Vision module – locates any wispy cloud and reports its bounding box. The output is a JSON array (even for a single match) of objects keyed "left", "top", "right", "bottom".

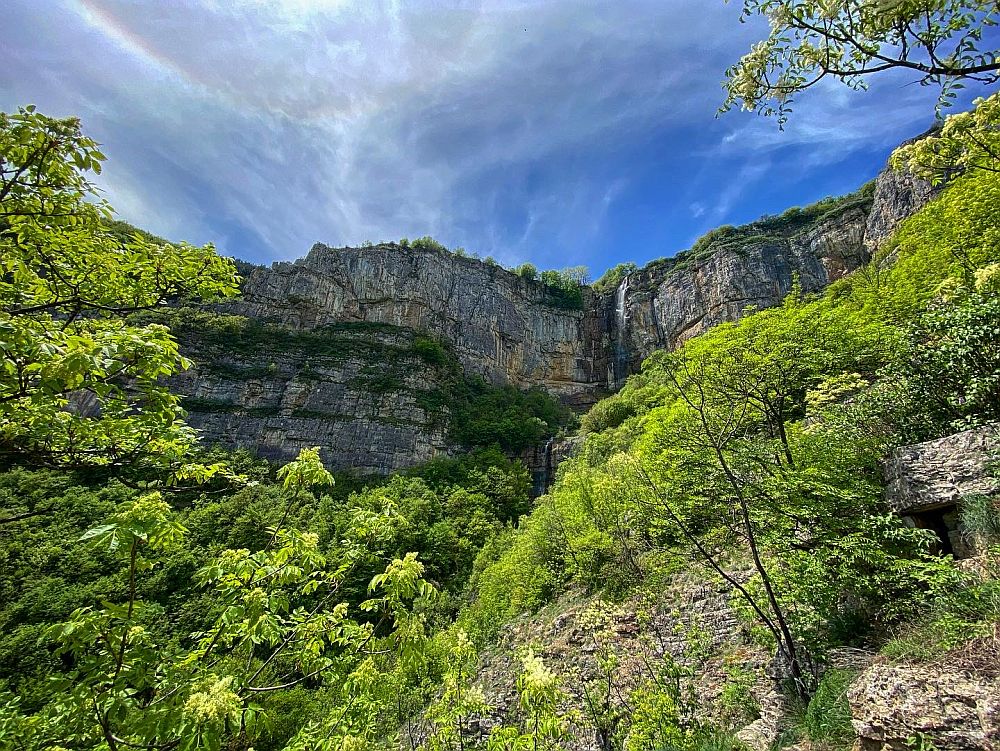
[{"left": 1, "top": 0, "right": 988, "bottom": 272}]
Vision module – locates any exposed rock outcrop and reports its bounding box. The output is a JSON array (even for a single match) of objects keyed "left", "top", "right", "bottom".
[
  {"left": 865, "top": 161, "right": 938, "bottom": 254},
  {"left": 229, "top": 246, "right": 613, "bottom": 404},
  {"left": 618, "top": 204, "right": 871, "bottom": 371},
  {"left": 849, "top": 662, "right": 1000, "bottom": 750},
  {"left": 172, "top": 323, "right": 452, "bottom": 473},
  {"left": 447, "top": 576, "right": 772, "bottom": 751},
  {"left": 884, "top": 425, "right": 998, "bottom": 557},
  {"left": 174, "top": 158, "right": 934, "bottom": 473},
  {"left": 885, "top": 426, "right": 999, "bottom": 515}
]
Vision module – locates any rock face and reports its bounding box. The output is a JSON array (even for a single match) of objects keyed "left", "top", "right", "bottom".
[
  {"left": 229, "top": 247, "right": 614, "bottom": 404},
  {"left": 171, "top": 322, "right": 453, "bottom": 474},
  {"left": 617, "top": 204, "right": 871, "bottom": 374},
  {"left": 443, "top": 575, "right": 775, "bottom": 751},
  {"left": 885, "top": 426, "right": 999, "bottom": 515},
  {"left": 175, "top": 162, "right": 933, "bottom": 473},
  {"left": 884, "top": 426, "right": 999, "bottom": 557},
  {"left": 849, "top": 662, "right": 1000, "bottom": 750},
  {"left": 864, "top": 157, "right": 938, "bottom": 254}
]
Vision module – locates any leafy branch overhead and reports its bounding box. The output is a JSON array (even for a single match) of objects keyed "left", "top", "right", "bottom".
[
  {"left": 723, "top": 1, "right": 1000, "bottom": 124},
  {"left": 892, "top": 90, "right": 1000, "bottom": 182},
  {"left": 0, "top": 107, "right": 240, "bottom": 477}
]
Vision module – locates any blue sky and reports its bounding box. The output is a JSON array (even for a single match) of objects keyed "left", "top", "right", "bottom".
[{"left": 1, "top": 1, "right": 991, "bottom": 276}]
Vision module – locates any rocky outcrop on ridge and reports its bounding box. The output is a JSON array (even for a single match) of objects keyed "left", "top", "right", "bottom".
[
  {"left": 885, "top": 426, "right": 999, "bottom": 516},
  {"left": 174, "top": 163, "right": 932, "bottom": 473},
  {"left": 849, "top": 662, "right": 1000, "bottom": 750}
]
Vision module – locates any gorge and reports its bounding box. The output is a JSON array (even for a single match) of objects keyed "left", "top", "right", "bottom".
[{"left": 171, "top": 161, "right": 932, "bottom": 475}]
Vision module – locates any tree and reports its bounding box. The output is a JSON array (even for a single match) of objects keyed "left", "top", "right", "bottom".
[
  {"left": 626, "top": 296, "right": 892, "bottom": 700},
  {"left": 723, "top": 1, "right": 1000, "bottom": 124},
  {"left": 0, "top": 107, "right": 240, "bottom": 478},
  {"left": 894, "top": 267, "right": 1000, "bottom": 434},
  {"left": 514, "top": 262, "right": 538, "bottom": 281},
  {"left": 892, "top": 90, "right": 1000, "bottom": 182},
  {"left": 0, "top": 448, "right": 438, "bottom": 751}
]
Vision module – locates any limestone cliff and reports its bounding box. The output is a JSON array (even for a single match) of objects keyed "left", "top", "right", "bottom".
[
  {"left": 229, "top": 245, "right": 612, "bottom": 403},
  {"left": 173, "top": 164, "right": 932, "bottom": 473}
]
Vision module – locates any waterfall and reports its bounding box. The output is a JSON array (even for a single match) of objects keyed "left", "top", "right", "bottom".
[
  {"left": 612, "top": 274, "right": 631, "bottom": 386},
  {"left": 533, "top": 437, "right": 556, "bottom": 496}
]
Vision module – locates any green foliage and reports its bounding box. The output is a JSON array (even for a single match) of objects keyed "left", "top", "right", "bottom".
[
  {"left": 514, "top": 262, "right": 538, "bottom": 281},
  {"left": 538, "top": 267, "right": 588, "bottom": 309},
  {"left": 485, "top": 650, "right": 570, "bottom": 751},
  {"left": 623, "top": 655, "right": 741, "bottom": 751},
  {"left": 880, "top": 571, "right": 1000, "bottom": 662},
  {"left": 420, "top": 631, "right": 490, "bottom": 751},
  {"left": 161, "top": 308, "right": 406, "bottom": 360},
  {"left": 960, "top": 493, "right": 1000, "bottom": 544},
  {"left": 335, "top": 475, "right": 501, "bottom": 593},
  {"left": 580, "top": 391, "right": 639, "bottom": 433},
  {"left": 412, "top": 335, "right": 450, "bottom": 367},
  {"left": 592, "top": 262, "right": 638, "bottom": 294},
  {"left": 718, "top": 656, "right": 760, "bottom": 729},
  {"left": 460, "top": 519, "right": 562, "bottom": 644},
  {"left": 896, "top": 285, "right": 1000, "bottom": 435},
  {"left": 411, "top": 236, "right": 448, "bottom": 253},
  {"left": 0, "top": 450, "right": 440, "bottom": 751},
  {"left": 407, "top": 447, "right": 533, "bottom": 521},
  {"left": 723, "top": 1, "right": 1000, "bottom": 125},
  {"left": 872, "top": 168, "right": 1000, "bottom": 322},
  {"left": 463, "top": 165, "right": 1000, "bottom": 685},
  {"left": 450, "top": 377, "right": 574, "bottom": 453},
  {"left": 0, "top": 106, "right": 240, "bottom": 478},
  {"left": 893, "top": 91, "right": 1000, "bottom": 183},
  {"left": 798, "top": 668, "right": 858, "bottom": 747}
]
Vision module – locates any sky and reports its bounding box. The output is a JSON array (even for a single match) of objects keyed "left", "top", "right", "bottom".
[{"left": 1, "top": 1, "right": 992, "bottom": 275}]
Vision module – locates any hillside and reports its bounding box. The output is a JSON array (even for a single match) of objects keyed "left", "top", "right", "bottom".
[
  {"left": 2, "top": 93, "right": 1000, "bottom": 751},
  {"left": 165, "top": 167, "right": 928, "bottom": 477}
]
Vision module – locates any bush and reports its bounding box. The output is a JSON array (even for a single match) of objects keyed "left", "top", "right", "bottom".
[
  {"left": 881, "top": 576, "right": 1000, "bottom": 662},
  {"left": 580, "top": 393, "right": 638, "bottom": 433},
  {"left": 592, "top": 262, "right": 638, "bottom": 294},
  {"left": 539, "top": 268, "right": 587, "bottom": 309},
  {"left": 515, "top": 263, "right": 538, "bottom": 281},
  {"left": 800, "top": 668, "right": 857, "bottom": 745},
  {"left": 961, "top": 494, "right": 1000, "bottom": 545},
  {"left": 450, "top": 378, "right": 574, "bottom": 453},
  {"left": 412, "top": 335, "right": 450, "bottom": 368},
  {"left": 411, "top": 236, "right": 448, "bottom": 252}
]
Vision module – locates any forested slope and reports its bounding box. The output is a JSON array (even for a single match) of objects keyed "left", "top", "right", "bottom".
[{"left": 2, "top": 92, "right": 1000, "bottom": 751}]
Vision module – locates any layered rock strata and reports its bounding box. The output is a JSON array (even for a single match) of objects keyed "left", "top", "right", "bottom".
[
  {"left": 175, "top": 165, "right": 932, "bottom": 472},
  {"left": 850, "top": 662, "right": 1000, "bottom": 751}
]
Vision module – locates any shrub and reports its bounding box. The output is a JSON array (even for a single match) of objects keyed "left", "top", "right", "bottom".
[
  {"left": 800, "top": 668, "right": 857, "bottom": 745},
  {"left": 412, "top": 236, "right": 448, "bottom": 252},
  {"left": 515, "top": 263, "right": 538, "bottom": 281},
  {"left": 592, "top": 262, "right": 638, "bottom": 294},
  {"left": 580, "top": 394, "right": 638, "bottom": 433}
]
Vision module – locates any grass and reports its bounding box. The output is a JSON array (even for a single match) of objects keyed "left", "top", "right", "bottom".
[
  {"left": 880, "top": 572, "right": 1000, "bottom": 667},
  {"left": 799, "top": 668, "right": 858, "bottom": 747}
]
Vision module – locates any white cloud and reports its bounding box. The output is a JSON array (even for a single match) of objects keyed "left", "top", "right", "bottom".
[{"left": 2, "top": 0, "right": 982, "bottom": 269}]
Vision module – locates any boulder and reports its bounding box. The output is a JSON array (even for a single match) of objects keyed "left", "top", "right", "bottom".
[
  {"left": 885, "top": 426, "right": 999, "bottom": 515},
  {"left": 849, "top": 662, "right": 1000, "bottom": 750}
]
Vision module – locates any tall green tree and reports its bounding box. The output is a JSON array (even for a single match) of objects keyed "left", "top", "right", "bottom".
[
  {"left": 628, "top": 296, "right": 892, "bottom": 699},
  {"left": 0, "top": 448, "right": 438, "bottom": 751},
  {"left": 0, "top": 107, "right": 240, "bottom": 480}
]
